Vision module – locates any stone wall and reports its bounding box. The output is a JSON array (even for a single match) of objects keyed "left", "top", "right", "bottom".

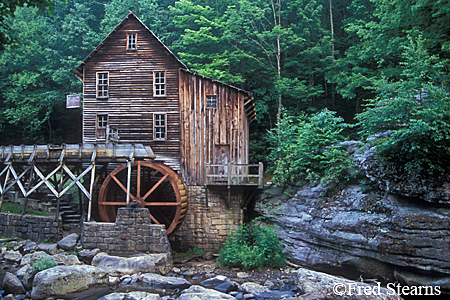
[
  {"left": 169, "top": 186, "right": 244, "bottom": 252},
  {"left": 82, "top": 207, "right": 171, "bottom": 255},
  {"left": 0, "top": 213, "right": 62, "bottom": 242}
]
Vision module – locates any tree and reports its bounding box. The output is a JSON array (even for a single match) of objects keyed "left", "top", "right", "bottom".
[
  {"left": 0, "top": 0, "right": 63, "bottom": 50},
  {"left": 356, "top": 36, "right": 450, "bottom": 175}
]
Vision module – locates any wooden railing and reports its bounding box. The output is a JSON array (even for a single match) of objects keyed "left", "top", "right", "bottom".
[{"left": 204, "top": 162, "right": 264, "bottom": 189}]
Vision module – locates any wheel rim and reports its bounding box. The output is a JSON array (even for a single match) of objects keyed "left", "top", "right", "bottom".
[{"left": 98, "top": 161, "right": 188, "bottom": 235}]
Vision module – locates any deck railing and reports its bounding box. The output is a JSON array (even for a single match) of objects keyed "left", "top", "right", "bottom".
[{"left": 204, "top": 162, "right": 264, "bottom": 189}]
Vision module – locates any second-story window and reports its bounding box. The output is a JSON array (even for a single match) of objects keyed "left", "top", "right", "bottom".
[
  {"left": 154, "top": 113, "right": 166, "bottom": 140},
  {"left": 206, "top": 95, "right": 217, "bottom": 109},
  {"left": 127, "top": 33, "right": 137, "bottom": 50},
  {"left": 154, "top": 71, "right": 166, "bottom": 96},
  {"left": 97, "top": 72, "right": 109, "bottom": 98}
]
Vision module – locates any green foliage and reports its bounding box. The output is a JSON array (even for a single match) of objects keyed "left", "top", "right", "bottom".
[
  {"left": 217, "top": 223, "right": 285, "bottom": 270},
  {"left": 1, "top": 202, "right": 52, "bottom": 216},
  {"left": 357, "top": 36, "right": 450, "bottom": 175},
  {"left": 268, "top": 109, "right": 353, "bottom": 187},
  {"left": 32, "top": 256, "right": 58, "bottom": 272}
]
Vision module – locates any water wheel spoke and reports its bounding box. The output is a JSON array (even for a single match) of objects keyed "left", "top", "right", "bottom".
[
  {"left": 148, "top": 212, "right": 161, "bottom": 224},
  {"left": 142, "top": 173, "right": 169, "bottom": 201},
  {"left": 111, "top": 174, "right": 136, "bottom": 200},
  {"left": 144, "top": 202, "right": 179, "bottom": 206},
  {"left": 152, "top": 207, "right": 171, "bottom": 225}
]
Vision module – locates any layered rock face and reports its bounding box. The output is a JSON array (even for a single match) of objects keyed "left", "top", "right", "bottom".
[
  {"left": 256, "top": 185, "right": 450, "bottom": 289},
  {"left": 256, "top": 138, "right": 450, "bottom": 294}
]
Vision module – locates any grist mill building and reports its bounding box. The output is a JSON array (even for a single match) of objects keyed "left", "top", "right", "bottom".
[{"left": 69, "top": 12, "right": 262, "bottom": 251}]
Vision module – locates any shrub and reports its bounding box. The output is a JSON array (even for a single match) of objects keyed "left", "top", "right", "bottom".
[
  {"left": 217, "top": 223, "right": 285, "bottom": 269},
  {"left": 268, "top": 108, "right": 353, "bottom": 187},
  {"left": 32, "top": 256, "right": 58, "bottom": 273}
]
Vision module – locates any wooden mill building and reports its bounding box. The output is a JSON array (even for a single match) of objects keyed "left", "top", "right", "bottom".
[{"left": 70, "top": 12, "right": 261, "bottom": 251}]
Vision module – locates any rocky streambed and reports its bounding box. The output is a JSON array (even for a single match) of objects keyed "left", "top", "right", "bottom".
[{"left": 0, "top": 233, "right": 402, "bottom": 300}]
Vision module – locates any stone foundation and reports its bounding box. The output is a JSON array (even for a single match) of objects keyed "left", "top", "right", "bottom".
[
  {"left": 0, "top": 213, "right": 62, "bottom": 242},
  {"left": 82, "top": 207, "right": 171, "bottom": 255},
  {"left": 169, "top": 186, "right": 244, "bottom": 252}
]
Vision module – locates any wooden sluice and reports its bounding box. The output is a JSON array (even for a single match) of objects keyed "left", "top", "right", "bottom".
[{"left": 0, "top": 143, "right": 155, "bottom": 221}]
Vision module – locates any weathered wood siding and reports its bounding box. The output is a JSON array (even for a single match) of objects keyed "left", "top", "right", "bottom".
[
  {"left": 81, "top": 15, "right": 182, "bottom": 170},
  {"left": 179, "top": 70, "right": 250, "bottom": 185}
]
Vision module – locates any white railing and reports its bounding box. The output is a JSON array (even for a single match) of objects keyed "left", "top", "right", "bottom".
[{"left": 204, "top": 162, "right": 263, "bottom": 189}]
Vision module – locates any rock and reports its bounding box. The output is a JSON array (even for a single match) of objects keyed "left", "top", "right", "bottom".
[
  {"left": 36, "top": 243, "right": 58, "bottom": 255},
  {"left": 23, "top": 240, "right": 37, "bottom": 253},
  {"left": 214, "top": 281, "right": 239, "bottom": 293},
  {"left": 109, "top": 276, "right": 121, "bottom": 285},
  {"left": 99, "top": 291, "right": 160, "bottom": 300},
  {"left": 241, "top": 282, "right": 294, "bottom": 300},
  {"left": 0, "top": 246, "right": 6, "bottom": 259},
  {"left": 51, "top": 253, "right": 81, "bottom": 266},
  {"left": 256, "top": 183, "right": 450, "bottom": 287},
  {"left": 2, "top": 272, "right": 25, "bottom": 295},
  {"left": 4, "top": 251, "right": 22, "bottom": 262},
  {"left": 15, "top": 264, "right": 36, "bottom": 290},
  {"left": 264, "top": 280, "right": 275, "bottom": 290},
  {"left": 141, "top": 273, "right": 191, "bottom": 289},
  {"left": 9, "top": 241, "right": 26, "bottom": 251},
  {"left": 78, "top": 248, "right": 100, "bottom": 264},
  {"left": 57, "top": 233, "right": 79, "bottom": 251},
  {"left": 2, "top": 294, "right": 15, "bottom": 300},
  {"left": 20, "top": 251, "right": 49, "bottom": 267},
  {"left": 92, "top": 253, "right": 172, "bottom": 275},
  {"left": 200, "top": 275, "right": 229, "bottom": 288},
  {"left": 178, "top": 285, "right": 235, "bottom": 300},
  {"left": 394, "top": 269, "right": 450, "bottom": 290},
  {"left": 30, "top": 265, "right": 108, "bottom": 300},
  {"left": 296, "top": 268, "right": 401, "bottom": 300},
  {"left": 236, "top": 272, "right": 249, "bottom": 279}
]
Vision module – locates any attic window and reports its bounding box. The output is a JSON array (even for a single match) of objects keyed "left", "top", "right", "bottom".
[
  {"left": 154, "top": 71, "right": 166, "bottom": 96},
  {"left": 127, "top": 33, "right": 137, "bottom": 50},
  {"left": 96, "top": 72, "right": 109, "bottom": 98},
  {"left": 206, "top": 95, "right": 217, "bottom": 109}
]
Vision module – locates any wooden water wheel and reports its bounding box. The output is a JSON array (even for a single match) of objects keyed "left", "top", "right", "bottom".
[{"left": 98, "top": 161, "right": 188, "bottom": 235}]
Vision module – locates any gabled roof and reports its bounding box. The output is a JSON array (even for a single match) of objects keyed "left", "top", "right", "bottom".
[{"left": 72, "top": 11, "right": 188, "bottom": 75}]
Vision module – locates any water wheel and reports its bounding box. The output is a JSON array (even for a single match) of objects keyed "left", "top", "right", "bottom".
[{"left": 98, "top": 161, "right": 188, "bottom": 235}]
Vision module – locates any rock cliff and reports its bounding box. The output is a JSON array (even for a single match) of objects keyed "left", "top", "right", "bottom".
[{"left": 255, "top": 141, "right": 450, "bottom": 291}]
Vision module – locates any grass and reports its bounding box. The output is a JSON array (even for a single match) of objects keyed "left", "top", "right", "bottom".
[{"left": 1, "top": 202, "right": 53, "bottom": 216}]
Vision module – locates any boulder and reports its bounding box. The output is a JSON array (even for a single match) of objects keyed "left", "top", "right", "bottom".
[
  {"left": 78, "top": 248, "right": 100, "bottom": 264},
  {"left": 178, "top": 285, "right": 235, "bottom": 300},
  {"left": 23, "top": 240, "right": 37, "bottom": 253},
  {"left": 57, "top": 233, "right": 79, "bottom": 250},
  {"left": 92, "top": 253, "right": 172, "bottom": 275},
  {"left": 240, "top": 282, "right": 294, "bottom": 300},
  {"left": 15, "top": 264, "right": 36, "bottom": 290},
  {"left": 51, "top": 253, "right": 81, "bottom": 266},
  {"left": 200, "top": 275, "right": 229, "bottom": 288},
  {"left": 20, "top": 251, "right": 49, "bottom": 267},
  {"left": 296, "top": 268, "right": 401, "bottom": 300},
  {"left": 99, "top": 291, "right": 160, "bottom": 300},
  {"left": 30, "top": 265, "right": 108, "bottom": 300},
  {"left": 256, "top": 184, "right": 450, "bottom": 288},
  {"left": 4, "top": 250, "right": 22, "bottom": 262},
  {"left": 37, "top": 243, "right": 58, "bottom": 255},
  {"left": 2, "top": 272, "right": 25, "bottom": 295},
  {"left": 141, "top": 273, "right": 191, "bottom": 290},
  {"left": 215, "top": 281, "right": 239, "bottom": 293}
]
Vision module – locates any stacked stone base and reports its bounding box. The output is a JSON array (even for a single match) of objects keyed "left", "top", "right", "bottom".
[
  {"left": 82, "top": 208, "right": 171, "bottom": 255},
  {"left": 0, "top": 213, "right": 62, "bottom": 242},
  {"left": 169, "top": 186, "right": 245, "bottom": 253}
]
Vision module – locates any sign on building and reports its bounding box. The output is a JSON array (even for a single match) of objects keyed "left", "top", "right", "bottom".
[{"left": 66, "top": 94, "right": 81, "bottom": 108}]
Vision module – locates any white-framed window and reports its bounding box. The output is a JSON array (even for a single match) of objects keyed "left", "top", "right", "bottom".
[
  {"left": 127, "top": 33, "right": 137, "bottom": 50},
  {"left": 96, "top": 72, "right": 109, "bottom": 98},
  {"left": 96, "top": 114, "right": 108, "bottom": 140},
  {"left": 154, "top": 71, "right": 166, "bottom": 96},
  {"left": 154, "top": 113, "right": 166, "bottom": 140},
  {"left": 206, "top": 95, "right": 217, "bottom": 109}
]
